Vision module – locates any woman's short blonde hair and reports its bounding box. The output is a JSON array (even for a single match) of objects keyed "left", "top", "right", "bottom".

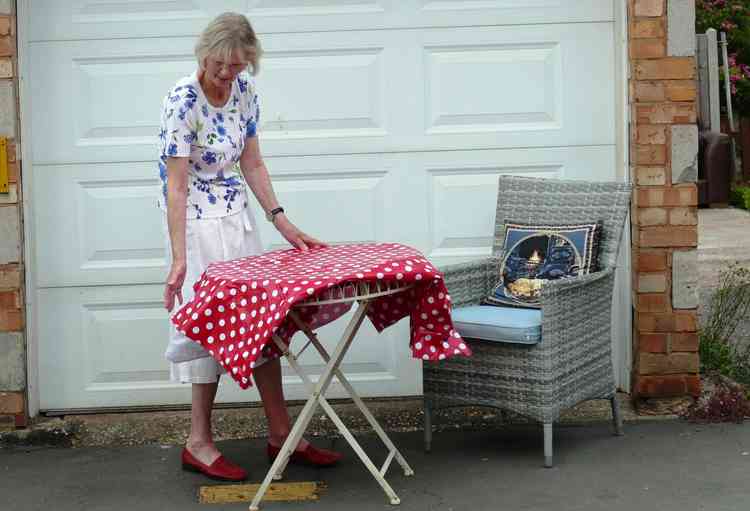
[{"left": 195, "top": 12, "right": 262, "bottom": 74}]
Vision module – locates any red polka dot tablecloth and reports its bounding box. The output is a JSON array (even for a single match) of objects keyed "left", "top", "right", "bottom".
[{"left": 172, "top": 243, "right": 471, "bottom": 389}]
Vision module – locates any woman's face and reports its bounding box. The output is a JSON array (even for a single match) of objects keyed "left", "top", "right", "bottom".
[{"left": 202, "top": 49, "right": 248, "bottom": 91}]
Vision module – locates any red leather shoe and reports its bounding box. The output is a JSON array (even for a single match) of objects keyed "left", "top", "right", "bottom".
[
  {"left": 181, "top": 448, "right": 248, "bottom": 481},
  {"left": 267, "top": 443, "right": 342, "bottom": 467}
]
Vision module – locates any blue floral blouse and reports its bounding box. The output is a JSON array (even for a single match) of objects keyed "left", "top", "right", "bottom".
[{"left": 157, "top": 71, "right": 260, "bottom": 219}]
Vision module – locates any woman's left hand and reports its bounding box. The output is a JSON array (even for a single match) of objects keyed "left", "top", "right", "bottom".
[{"left": 274, "top": 215, "right": 326, "bottom": 251}]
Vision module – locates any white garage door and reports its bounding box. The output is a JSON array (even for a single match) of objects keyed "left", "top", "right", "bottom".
[{"left": 24, "top": 1, "right": 621, "bottom": 411}]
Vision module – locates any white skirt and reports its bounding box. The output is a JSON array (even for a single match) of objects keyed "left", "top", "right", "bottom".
[{"left": 163, "top": 207, "right": 266, "bottom": 384}]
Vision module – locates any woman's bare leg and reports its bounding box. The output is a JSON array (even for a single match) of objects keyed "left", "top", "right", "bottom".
[{"left": 186, "top": 381, "right": 222, "bottom": 464}]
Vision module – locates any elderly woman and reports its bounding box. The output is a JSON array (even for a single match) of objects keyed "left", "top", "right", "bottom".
[{"left": 159, "top": 12, "right": 341, "bottom": 481}]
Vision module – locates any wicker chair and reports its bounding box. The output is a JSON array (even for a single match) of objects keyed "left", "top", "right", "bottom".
[{"left": 423, "top": 175, "right": 632, "bottom": 467}]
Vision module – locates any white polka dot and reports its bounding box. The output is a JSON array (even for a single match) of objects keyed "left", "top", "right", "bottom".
[
  {"left": 240, "top": 327, "right": 246, "bottom": 335},
  {"left": 422, "top": 354, "right": 429, "bottom": 360},
  {"left": 230, "top": 289, "right": 237, "bottom": 296},
  {"left": 228, "top": 344, "right": 235, "bottom": 352},
  {"left": 241, "top": 285, "right": 247, "bottom": 292},
  {"left": 230, "top": 316, "right": 237, "bottom": 324},
  {"left": 217, "top": 292, "right": 224, "bottom": 299},
  {"left": 230, "top": 330, "right": 236, "bottom": 338},
  {"left": 416, "top": 274, "right": 423, "bottom": 280},
  {"left": 192, "top": 326, "right": 200, "bottom": 334},
  {"left": 415, "top": 342, "right": 423, "bottom": 350},
  {"left": 430, "top": 346, "right": 436, "bottom": 353},
  {"left": 219, "top": 333, "right": 226, "bottom": 341},
  {"left": 204, "top": 309, "right": 212, "bottom": 317},
  {"left": 425, "top": 335, "right": 432, "bottom": 341},
  {"left": 420, "top": 313, "right": 428, "bottom": 320},
  {"left": 206, "top": 322, "right": 214, "bottom": 330},
  {"left": 307, "top": 288, "right": 314, "bottom": 295},
  {"left": 396, "top": 273, "right": 403, "bottom": 280},
  {"left": 240, "top": 299, "right": 247, "bottom": 306},
  {"left": 191, "top": 313, "right": 198, "bottom": 320},
  {"left": 218, "top": 305, "right": 225, "bottom": 312},
  {"left": 219, "top": 319, "right": 226, "bottom": 327},
  {"left": 439, "top": 354, "right": 446, "bottom": 360},
  {"left": 207, "top": 336, "right": 214, "bottom": 344},
  {"left": 459, "top": 343, "right": 466, "bottom": 350},
  {"left": 427, "top": 296, "right": 435, "bottom": 304},
  {"left": 376, "top": 273, "right": 384, "bottom": 279},
  {"left": 251, "top": 296, "right": 258, "bottom": 303}
]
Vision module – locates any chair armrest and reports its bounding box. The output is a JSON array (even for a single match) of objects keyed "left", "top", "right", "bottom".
[
  {"left": 439, "top": 257, "right": 502, "bottom": 309},
  {"left": 539, "top": 267, "right": 617, "bottom": 346}
]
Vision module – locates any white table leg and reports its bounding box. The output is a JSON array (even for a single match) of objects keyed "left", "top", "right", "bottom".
[
  {"left": 289, "top": 310, "right": 415, "bottom": 478},
  {"left": 249, "top": 302, "right": 371, "bottom": 511}
]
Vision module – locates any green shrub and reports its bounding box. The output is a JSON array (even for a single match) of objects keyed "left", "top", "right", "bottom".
[
  {"left": 731, "top": 185, "right": 750, "bottom": 209},
  {"left": 699, "top": 263, "right": 750, "bottom": 387}
]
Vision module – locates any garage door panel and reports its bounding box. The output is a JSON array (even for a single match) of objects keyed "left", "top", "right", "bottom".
[
  {"left": 259, "top": 47, "right": 387, "bottom": 141},
  {"left": 420, "top": 24, "right": 614, "bottom": 145},
  {"left": 28, "top": 0, "right": 613, "bottom": 41},
  {"left": 425, "top": 42, "right": 561, "bottom": 134},
  {"left": 420, "top": 146, "right": 616, "bottom": 265},
  {"left": 31, "top": 24, "right": 612, "bottom": 165},
  {"left": 34, "top": 155, "right": 414, "bottom": 288},
  {"left": 33, "top": 163, "right": 166, "bottom": 288},
  {"left": 38, "top": 285, "right": 419, "bottom": 410}
]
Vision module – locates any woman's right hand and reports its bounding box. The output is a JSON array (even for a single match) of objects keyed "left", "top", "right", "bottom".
[{"left": 164, "top": 260, "right": 187, "bottom": 312}]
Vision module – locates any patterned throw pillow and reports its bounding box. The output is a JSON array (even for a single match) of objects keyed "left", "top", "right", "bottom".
[{"left": 484, "top": 221, "right": 602, "bottom": 309}]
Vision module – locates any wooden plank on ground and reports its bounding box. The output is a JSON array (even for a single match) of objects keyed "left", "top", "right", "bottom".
[{"left": 198, "top": 481, "right": 326, "bottom": 504}]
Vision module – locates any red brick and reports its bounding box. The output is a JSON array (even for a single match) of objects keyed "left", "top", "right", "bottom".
[
  {"left": 634, "top": 0, "right": 664, "bottom": 17},
  {"left": 631, "top": 38, "right": 666, "bottom": 58},
  {"left": 637, "top": 186, "right": 697, "bottom": 207},
  {"left": 0, "top": 290, "right": 18, "bottom": 308},
  {"left": 0, "top": 35, "right": 12, "bottom": 57},
  {"left": 638, "top": 312, "right": 698, "bottom": 333},
  {"left": 0, "top": 309, "right": 23, "bottom": 331},
  {"left": 639, "top": 207, "right": 667, "bottom": 226},
  {"left": 636, "top": 102, "right": 697, "bottom": 124},
  {"left": 635, "top": 81, "right": 666, "bottom": 102},
  {"left": 634, "top": 58, "right": 695, "bottom": 80},
  {"left": 637, "top": 272, "right": 668, "bottom": 293},
  {"left": 636, "top": 166, "right": 667, "bottom": 186},
  {"left": 639, "top": 333, "right": 668, "bottom": 352},
  {"left": 640, "top": 226, "right": 697, "bottom": 247},
  {"left": 665, "top": 81, "right": 697, "bottom": 102},
  {"left": 6, "top": 161, "right": 17, "bottom": 184},
  {"left": 0, "top": 264, "right": 21, "bottom": 289},
  {"left": 635, "top": 144, "right": 667, "bottom": 165},
  {"left": 0, "top": 392, "right": 23, "bottom": 414},
  {"left": 0, "top": 17, "right": 10, "bottom": 37},
  {"left": 637, "top": 294, "right": 670, "bottom": 313},
  {"left": 637, "top": 125, "right": 667, "bottom": 144},
  {"left": 637, "top": 251, "right": 668, "bottom": 272},
  {"left": 685, "top": 375, "right": 701, "bottom": 397},
  {"left": 639, "top": 352, "right": 700, "bottom": 374},
  {"left": 669, "top": 207, "right": 698, "bottom": 226},
  {"left": 671, "top": 333, "right": 699, "bottom": 352},
  {"left": 632, "top": 19, "right": 665, "bottom": 38},
  {"left": 635, "top": 375, "right": 694, "bottom": 397}
]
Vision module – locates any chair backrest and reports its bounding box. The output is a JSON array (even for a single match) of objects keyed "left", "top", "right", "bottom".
[{"left": 492, "top": 176, "right": 633, "bottom": 270}]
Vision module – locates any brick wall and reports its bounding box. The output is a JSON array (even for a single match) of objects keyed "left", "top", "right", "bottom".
[
  {"left": 629, "top": 0, "right": 701, "bottom": 399},
  {"left": 0, "top": 0, "right": 24, "bottom": 428}
]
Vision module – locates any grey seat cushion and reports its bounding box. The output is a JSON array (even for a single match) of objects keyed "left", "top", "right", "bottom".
[{"left": 451, "top": 305, "right": 542, "bottom": 345}]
